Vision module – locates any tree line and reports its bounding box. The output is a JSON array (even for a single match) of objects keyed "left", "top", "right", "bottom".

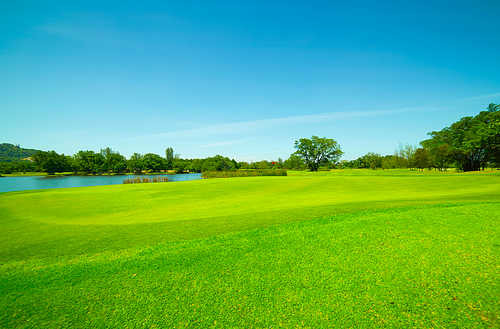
[
  {"left": 27, "top": 149, "right": 247, "bottom": 176},
  {"left": 0, "top": 147, "right": 303, "bottom": 175},
  {"left": 1, "top": 103, "right": 498, "bottom": 175},
  {"left": 338, "top": 103, "right": 499, "bottom": 171}
]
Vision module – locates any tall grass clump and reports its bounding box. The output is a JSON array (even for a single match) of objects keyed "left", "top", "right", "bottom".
[
  {"left": 123, "top": 176, "right": 169, "bottom": 184},
  {"left": 202, "top": 169, "right": 287, "bottom": 179}
]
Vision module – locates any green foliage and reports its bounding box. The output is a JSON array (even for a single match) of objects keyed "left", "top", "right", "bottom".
[
  {"left": 100, "top": 147, "right": 127, "bottom": 174},
  {"left": 128, "top": 153, "right": 144, "bottom": 174},
  {"left": 356, "top": 152, "right": 384, "bottom": 169},
  {"left": 31, "top": 150, "right": 70, "bottom": 175},
  {"left": 413, "top": 147, "right": 430, "bottom": 171},
  {"left": 165, "top": 147, "right": 174, "bottom": 170},
  {"left": 201, "top": 155, "right": 235, "bottom": 171},
  {"left": 0, "top": 143, "right": 40, "bottom": 162},
  {"left": 202, "top": 169, "right": 287, "bottom": 179},
  {"left": 142, "top": 153, "right": 165, "bottom": 172},
  {"left": 283, "top": 154, "right": 307, "bottom": 170},
  {"left": 73, "top": 150, "right": 105, "bottom": 174},
  {"left": 0, "top": 161, "right": 36, "bottom": 174},
  {"left": 393, "top": 142, "right": 418, "bottom": 169},
  {"left": 294, "top": 136, "right": 343, "bottom": 171},
  {"left": 422, "top": 103, "right": 500, "bottom": 171}
]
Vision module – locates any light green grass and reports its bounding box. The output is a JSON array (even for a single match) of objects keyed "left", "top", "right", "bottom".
[{"left": 1, "top": 170, "right": 499, "bottom": 327}]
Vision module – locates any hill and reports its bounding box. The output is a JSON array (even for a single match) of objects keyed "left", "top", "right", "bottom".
[{"left": 0, "top": 143, "right": 41, "bottom": 162}]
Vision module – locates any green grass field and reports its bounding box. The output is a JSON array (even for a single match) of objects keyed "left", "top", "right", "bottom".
[{"left": 1, "top": 170, "right": 499, "bottom": 327}]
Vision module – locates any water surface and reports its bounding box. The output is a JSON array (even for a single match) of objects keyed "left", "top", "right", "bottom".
[{"left": 0, "top": 173, "right": 202, "bottom": 193}]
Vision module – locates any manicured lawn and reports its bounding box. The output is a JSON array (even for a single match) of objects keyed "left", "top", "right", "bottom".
[{"left": 0, "top": 170, "right": 499, "bottom": 327}]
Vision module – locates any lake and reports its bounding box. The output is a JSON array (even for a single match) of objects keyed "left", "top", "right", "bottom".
[{"left": 0, "top": 173, "right": 203, "bottom": 193}]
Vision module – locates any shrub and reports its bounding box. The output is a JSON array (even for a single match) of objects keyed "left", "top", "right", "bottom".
[
  {"left": 123, "top": 176, "right": 169, "bottom": 184},
  {"left": 202, "top": 169, "right": 287, "bottom": 179}
]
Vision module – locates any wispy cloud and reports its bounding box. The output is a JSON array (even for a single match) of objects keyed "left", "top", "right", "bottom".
[
  {"left": 198, "top": 138, "right": 263, "bottom": 148},
  {"left": 123, "top": 91, "right": 500, "bottom": 142},
  {"left": 458, "top": 92, "right": 500, "bottom": 102},
  {"left": 125, "top": 109, "right": 409, "bottom": 141}
]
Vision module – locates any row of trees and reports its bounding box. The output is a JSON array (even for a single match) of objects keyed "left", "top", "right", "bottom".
[
  {"left": 13, "top": 148, "right": 307, "bottom": 175},
  {"left": 337, "top": 103, "right": 499, "bottom": 172},
  {"left": 341, "top": 144, "right": 426, "bottom": 171},
  {"left": 26, "top": 148, "right": 239, "bottom": 175}
]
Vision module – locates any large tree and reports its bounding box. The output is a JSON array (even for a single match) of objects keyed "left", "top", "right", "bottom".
[
  {"left": 143, "top": 153, "right": 164, "bottom": 172},
  {"left": 73, "top": 150, "right": 105, "bottom": 174},
  {"left": 128, "top": 153, "right": 144, "bottom": 174},
  {"left": 422, "top": 103, "right": 500, "bottom": 171},
  {"left": 294, "top": 136, "right": 343, "bottom": 171},
  {"left": 32, "top": 150, "right": 69, "bottom": 175},
  {"left": 100, "top": 147, "right": 126, "bottom": 174}
]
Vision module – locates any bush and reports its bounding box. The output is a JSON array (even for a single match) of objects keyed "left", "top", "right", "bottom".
[{"left": 123, "top": 176, "right": 169, "bottom": 184}]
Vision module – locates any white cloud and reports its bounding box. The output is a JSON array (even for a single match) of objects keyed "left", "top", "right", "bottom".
[
  {"left": 125, "top": 109, "right": 409, "bottom": 141},
  {"left": 197, "top": 138, "right": 263, "bottom": 148},
  {"left": 123, "top": 92, "right": 500, "bottom": 142}
]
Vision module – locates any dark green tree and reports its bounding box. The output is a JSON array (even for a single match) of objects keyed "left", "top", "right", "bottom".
[
  {"left": 357, "top": 152, "right": 383, "bottom": 169},
  {"left": 128, "top": 153, "right": 144, "bottom": 174},
  {"left": 73, "top": 151, "right": 105, "bottom": 174},
  {"left": 143, "top": 153, "right": 164, "bottom": 172},
  {"left": 165, "top": 147, "right": 174, "bottom": 170},
  {"left": 202, "top": 155, "right": 234, "bottom": 171},
  {"left": 284, "top": 154, "right": 306, "bottom": 170},
  {"left": 32, "top": 150, "right": 68, "bottom": 175},
  {"left": 422, "top": 103, "right": 500, "bottom": 171},
  {"left": 413, "top": 148, "right": 430, "bottom": 171},
  {"left": 187, "top": 158, "right": 204, "bottom": 173},
  {"left": 294, "top": 136, "right": 343, "bottom": 171},
  {"left": 101, "top": 147, "right": 125, "bottom": 175}
]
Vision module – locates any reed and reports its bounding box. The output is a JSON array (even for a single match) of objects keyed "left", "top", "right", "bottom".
[
  {"left": 123, "top": 176, "right": 169, "bottom": 184},
  {"left": 202, "top": 169, "right": 287, "bottom": 179}
]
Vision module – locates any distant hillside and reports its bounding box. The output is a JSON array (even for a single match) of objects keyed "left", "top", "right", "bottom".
[{"left": 0, "top": 143, "right": 41, "bottom": 162}]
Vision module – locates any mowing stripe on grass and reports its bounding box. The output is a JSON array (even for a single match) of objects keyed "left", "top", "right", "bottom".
[{"left": 1, "top": 202, "right": 498, "bottom": 328}]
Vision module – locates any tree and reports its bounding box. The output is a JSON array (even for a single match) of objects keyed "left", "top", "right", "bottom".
[
  {"left": 202, "top": 155, "right": 234, "bottom": 171},
  {"left": 128, "top": 153, "right": 144, "bottom": 174},
  {"left": 143, "top": 153, "right": 164, "bottom": 172},
  {"left": 358, "top": 152, "right": 383, "bottom": 169},
  {"left": 274, "top": 157, "right": 285, "bottom": 169},
  {"left": 73, "top": 150, "right": 105, "bottom": 174},
  {"left": 422, "top": 103, "right": 500, "bottom": 171},
  {"left": 100, "top": 147, "right": 125, "bottom": 174},
  {"left": 32, "top": 150, "right": 68, "bottom": 175},
  {"left": 413, "top": 148, "right": 430, "bottom": 171},
  {"left": 294, "top": 136, "right": 343, "bottom": 171},
  {"left": 187, "top": 158, "right": 204, "bottom": 173},
  {"left": 165, "top": 147, "right": 174, "bottom": 170}
]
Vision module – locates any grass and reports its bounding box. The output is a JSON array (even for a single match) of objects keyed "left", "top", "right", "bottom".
[{"left": 0, "top": 169, "right": 499, "bottom": 327}]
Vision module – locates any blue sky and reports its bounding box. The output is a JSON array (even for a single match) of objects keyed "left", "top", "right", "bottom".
[{"left": 1, "top": 1, "right": 499, "bottom": 161}]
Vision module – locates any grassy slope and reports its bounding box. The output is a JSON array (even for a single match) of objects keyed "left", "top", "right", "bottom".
[
  {"left": 1, "top": 170, "right": 499, "bottom": 327},
  {"left": 1, "top": 170, "right": 499, "bottom": 262}
]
